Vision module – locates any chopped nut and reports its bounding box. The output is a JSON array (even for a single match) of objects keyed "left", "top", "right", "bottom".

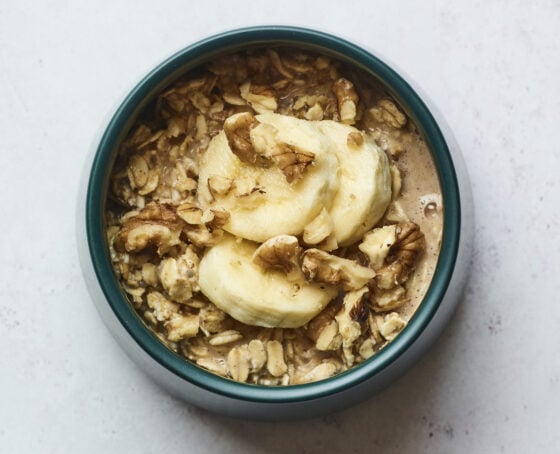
[
  {"left": 252, "top": 235, "right": 302, "bottom": 274},
  {"left": 375, "top": 222, "right": 425, "bottom": 289},
  {"left": 370, "top": 285, "right": 407, "bottom": 312},
  {"left": 306, "top": 302, "right": 342, "bottom": 351},
  {"left": 141, "top": 262, "right": 159, "bottom": 287},
  {"left": 359, "top": 225, "right": 398, "bottom": 270},
  {"left": 270, "top": 143, "right": 315, "bottom": 183},
  {"left": 199, "top": 304, "right": 228, "bottom": 335},
  {"left": 358, "top": 338, "right": 376, "bottom": 360},
  {"left": 301, "top": 249, "right": 376, "bottom": 291},
  {"left": 335, "top": 287, "right": 369, "bottom": 363},
  {"left": 240, "top": 82, "right": 278, "bottom": 114},
  {"left": 266, "top": 340, "right": 288, "bottom": 377},
  {"left": 333, "top": 78, "right": 359, "bottom": 124},
  {"left": 115, "top": 202, "right": 183, "bottom": 255},
  {"left": 223, "top": 112, "right": 268, "bottom": 166},
  {"left": 369, "top": 99, "right": 407, "bottom": 129},
  {"left": 376, "top": 312, "right": 406, "bottom": 340},
  {"left": 176, "top": 202, "right": 204, "bottom": 225}
]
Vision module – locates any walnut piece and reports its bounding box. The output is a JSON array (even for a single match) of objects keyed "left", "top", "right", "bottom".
[
  {"left": 359, "top": 225, "right": 397, "bottom": 270},
  {"left": 252, "top": 235, "right": 302, "bottom": 274},
  {"left": 239, "top": 82, "right": 278, "bottom": 114},
  {"left": 223, "top": 112, "right": 268, "bottom": 166},
  {"left": 270, "top": 143, "right": 315, "bottom": 183},
  {"left": 375, "top": 222, "right": 425, "bottom": 289},
  {"left": 335, "top": 287, "right": 369, "bottom": 365},
  {"left": 115, "top": 202, "right": 183, "bottom": 255},
  {"left": 306, "top": 302, "right": 342, "bottom": 351},
  {"left": 369, "top": 99, "right": 407, "bottom": 129},
  {"left": 332, "top": 78, "right": 359, "bottom": 124},
  {"left": 376, "top": 312, "right": 406, "bottom": 341},
  {"left": 301, "top": 249, "right": 375, "bottom": 291}
]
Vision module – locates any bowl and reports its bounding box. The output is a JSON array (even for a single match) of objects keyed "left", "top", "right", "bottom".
[{"left": 78, "top": 26, "right": 473, "bottom": 420}]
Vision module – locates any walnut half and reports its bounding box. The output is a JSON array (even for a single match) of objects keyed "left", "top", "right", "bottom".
[
  {"left": 301, "top": 249, "right": 375, "bottom": 291},
  {"left": 375, "top": 222, "right": 425, "bottom": 289},
  {"left": 252, "top": 235, "right": 302, "bottom": 274},
  {"left": 271, "top": 143, "right": 315, "bottom": 183},
  {"left": 223, "top": 112, "right": 269, "bottom": 166}
]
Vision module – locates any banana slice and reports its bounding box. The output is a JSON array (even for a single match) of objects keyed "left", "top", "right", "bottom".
[
  {"left": 315, "top": 120, "right": 392, "bottom": 246},
  {"left": 198, "top": 235, "right": 337, "bottom": 328},
  {"left": 197, "top": 114, "right": 340, "bottom": 243}
]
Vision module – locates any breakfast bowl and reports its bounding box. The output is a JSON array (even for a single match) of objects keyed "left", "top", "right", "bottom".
[{"left": 78, "top": 26, "right": 473, "bottom": 420}]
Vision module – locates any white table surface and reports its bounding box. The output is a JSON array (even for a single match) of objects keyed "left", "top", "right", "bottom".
[{"left": 1, "top": 1, "right": 559, "bottom": 452}]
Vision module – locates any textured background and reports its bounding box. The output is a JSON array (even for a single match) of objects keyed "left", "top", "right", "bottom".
[{"left": 1, "top": 1, "right": 559, "bottom": 452}]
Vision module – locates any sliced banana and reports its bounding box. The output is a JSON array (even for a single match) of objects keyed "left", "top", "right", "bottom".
[
  {"left": 198, "top": 235, "right": 337, "bottom": 328},
  {"left": 315, "top": 120, "right": 392, "bottom": 246},
  {"left": 197, "top": 114, "right": 340, "bottom": 243}
]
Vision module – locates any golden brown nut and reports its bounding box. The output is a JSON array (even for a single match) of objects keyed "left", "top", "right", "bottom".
[
  {"left": 301, "top": 249, "right": 375, "bottom": 291},
  {"left": 223, "top": 112, "right": 267, "bottom": 165},
  {"left": 115, "top": 202, "right": 183, "bottom": 255},
  {"left": 270, "top": 143, "right": 315, "bottom": 183},
  {"left": 252, "top": 235, "right": 302, "bottom": 274},
  {"left": 369, "top": 99, "right": 407, "bottom": 129},
  {"left": 375, "top": 222, "right": 425, "bottom": 289},
  {"left": 332, "top": 78, "right": 359, "bottom": 124}
]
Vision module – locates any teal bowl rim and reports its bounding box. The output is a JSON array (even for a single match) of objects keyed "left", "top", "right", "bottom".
[{"left": 86, "top": 26, "right": 460, "bottom": 403}]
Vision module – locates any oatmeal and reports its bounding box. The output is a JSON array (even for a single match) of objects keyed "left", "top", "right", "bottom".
[{"left": 106, "top": 47, "right": 443, "bottom": 385}]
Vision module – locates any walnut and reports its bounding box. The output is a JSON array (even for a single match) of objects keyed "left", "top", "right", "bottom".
[
  {"left": 301, "top": 249, "right": 375, "bottom": 291},
  {"left": 335, "top": 287, "right": 369, "bottom": 365},
  {"left": 375, "top": 222, "right": 425, "bottom": 289},
  {"left": 239, "top": 82, "right": 278, "bottom": 114},
  {"left": 306, "top": 302, "right": 342, "bottom": 351},
  {"left": 115, "top": 202, "right": 183, "bottom": 255},
  {"left": 368, "top": 284, "right": 407, "bottom": 312},
  {"left": 271, "top": 143, "right": 315, "bottom": 183},
  {"left": 376, "top": 312, "right": 406, "bottom": 341},
  {"left": 358, "top": 225, "right": 398, "bottom": 270},
  {"left": 369, "top": 99, "right": 407, "bottom": 129},
  {"left": 223, "top": 112, "right": 268, "bottom": 166},
  {"left": 176, "top": 202, "right": 203, "bottom": 225},
  {"left": 199, "top": 304, "right": 228, "bottom": 335},
  {"left": 332, "top": 78, "right": 359, "bottom": 124},
  {"left": 252, "top": 235, "right": 302, "bottom": 275}
]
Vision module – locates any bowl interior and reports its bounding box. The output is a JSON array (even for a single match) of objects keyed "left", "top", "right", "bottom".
[{"left": 86, "top": 26, "right": 461, "bottom": 403}]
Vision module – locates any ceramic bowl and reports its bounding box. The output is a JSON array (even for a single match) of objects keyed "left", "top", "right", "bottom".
[{"left": 78, "top": 26, "right": 473, "bottom": 420}]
